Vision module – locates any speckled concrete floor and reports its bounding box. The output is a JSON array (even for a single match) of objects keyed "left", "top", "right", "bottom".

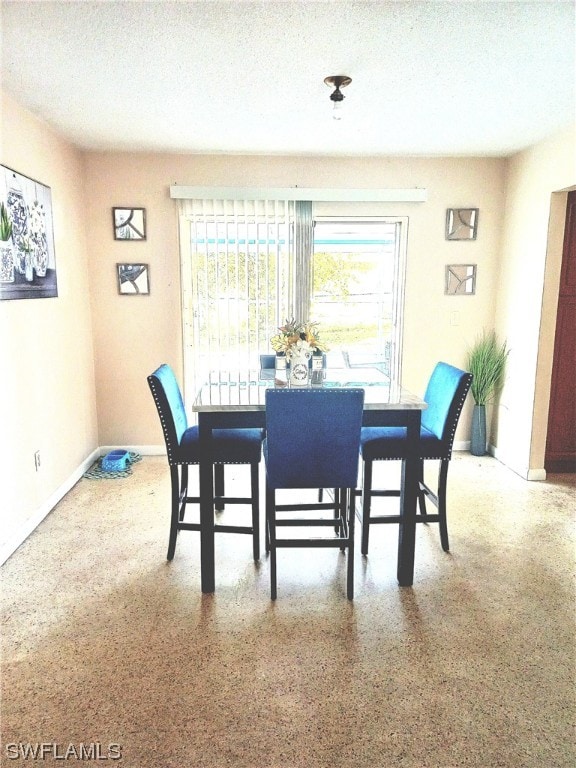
[{"left": 1, "top": 455, "right": 574, "bottom": 768}]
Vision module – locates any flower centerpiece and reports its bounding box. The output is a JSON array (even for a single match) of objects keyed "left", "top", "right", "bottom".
[
  {"left": 270, "top": 319, "right": 329, "bottom": 384},
  {"left": 270, "top": 318, "right": 328, "bottom": 360}
]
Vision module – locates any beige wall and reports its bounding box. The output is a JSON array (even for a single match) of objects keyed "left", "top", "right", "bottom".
[
  {"left": 3, "top": 85, "right": 572, "bottom": 560},
  {"left": 0, "top": 92, "right": 98, "bottom": 556},
  {"left": 84, "top": 153, "right": 505, "bottom": 448},
  {"left": 494, "top": 126, "right": 575, "bottom": 479}
]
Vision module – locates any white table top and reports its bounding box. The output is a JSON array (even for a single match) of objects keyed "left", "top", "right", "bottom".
[{"left": 192, "top": 368, "right": 426, "bottom": 412}]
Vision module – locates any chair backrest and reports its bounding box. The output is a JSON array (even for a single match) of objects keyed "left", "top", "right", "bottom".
[
  {"left": 260, "top": 354, "right": 277, "bottom": 369},
  {"left": 264, "top": 388, "right": 365, "bottom": 489},
  {"left": 147, "top": 364, "right": 188, "bottom": 463},
  {"left": 421, "top": 362, "right": 473, "bottom": 448}
]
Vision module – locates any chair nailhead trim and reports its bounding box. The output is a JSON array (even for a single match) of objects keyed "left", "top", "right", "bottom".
[
  {"left": 148, "top": 376, "right": 177, "bottom": 465},
  {"left": 148, "top": 374, "right": 259, "bottom": 468},
  {"left": 366, "top": 373, "right": 472, "bottom": 462}
]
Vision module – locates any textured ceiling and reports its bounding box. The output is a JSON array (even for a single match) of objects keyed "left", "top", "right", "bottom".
[{"left": 1, "top": 0, "right": 575, "bottom": 157}]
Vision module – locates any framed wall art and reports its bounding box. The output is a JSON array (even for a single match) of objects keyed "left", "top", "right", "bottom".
[
  {"left": 0, "top": 164, "right": 57, "bottom": 300},
  {"left": 117, "top": 263, "right": 150, "bottom": 295},
  {"left": 445, "top": 208, "right": 479, "bottom": 241},
  {"left": 445, "top": 264, "right": 477, "bottom": 295},
  {"left": 113, "top": 207, "right": 146, "bottom": 240}
]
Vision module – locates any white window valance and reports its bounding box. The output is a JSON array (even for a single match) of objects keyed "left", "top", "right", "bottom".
[{"left": 170, "top": 186, "right": 427, "bottom": 203}]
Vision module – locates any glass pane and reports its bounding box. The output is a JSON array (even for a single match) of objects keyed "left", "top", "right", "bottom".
[
  {"left": 189, "top": 221, "right": 291, "bottom": 374},
  {"left": 312, "top": 221, "right": 397, "bottom": 376}
]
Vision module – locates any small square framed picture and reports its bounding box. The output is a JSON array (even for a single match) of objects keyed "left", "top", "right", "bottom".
[
  {"left": 117, "top": 263, "right": 150, "bottom": 295},
  {"left": 445, "top": 208, "right": 479, "bottom": 240},
  {"left": 113, "top": 207, "right": 146, "bottom": 240},
  {"left": 445, "top": 264, "right": 476, "bottom": 295}
]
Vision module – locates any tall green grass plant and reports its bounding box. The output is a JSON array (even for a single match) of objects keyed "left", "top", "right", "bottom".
[{"left": 467, "top": 331, "right": 508, "bottom": 405}]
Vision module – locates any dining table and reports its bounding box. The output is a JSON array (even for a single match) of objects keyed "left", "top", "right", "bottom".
[{"left": 192, "top": 366, "right": 427, "bottom": 593}]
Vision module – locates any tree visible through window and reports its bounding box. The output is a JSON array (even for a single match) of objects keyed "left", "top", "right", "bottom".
[{"left": 312, "top": 220, "right": 401, "bottom": 377}]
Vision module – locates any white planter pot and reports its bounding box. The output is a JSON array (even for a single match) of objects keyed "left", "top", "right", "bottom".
[{"left": 289, "top": 349, "right": 311, "bottom": 386}]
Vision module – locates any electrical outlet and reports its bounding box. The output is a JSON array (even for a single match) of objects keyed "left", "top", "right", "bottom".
[{"left": 34, "top": 450, "right": 41, "bottom": 471}]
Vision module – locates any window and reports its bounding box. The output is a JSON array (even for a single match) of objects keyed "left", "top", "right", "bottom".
[
  {"left": 179, "top": 200, "right": 406, "bottom": 403},
  {"left": 312, "top": 219, "right": 406, "bottom": 380}
]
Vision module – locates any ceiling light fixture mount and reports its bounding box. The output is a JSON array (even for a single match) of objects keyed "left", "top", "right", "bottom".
[{"left": 324, "top": 75, "right": 352, "bottom": 120}]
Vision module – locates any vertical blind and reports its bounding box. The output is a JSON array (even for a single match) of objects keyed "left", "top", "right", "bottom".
[
  {"left": 178, "top": 198, "right": 310, "bottom": 401},
  {"left": 292, "top": 200, "right": 313, "bottom": 322}
]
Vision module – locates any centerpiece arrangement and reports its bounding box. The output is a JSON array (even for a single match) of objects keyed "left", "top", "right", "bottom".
[{"left": 270, "top": 319, "right": 328, "bottom": 385}]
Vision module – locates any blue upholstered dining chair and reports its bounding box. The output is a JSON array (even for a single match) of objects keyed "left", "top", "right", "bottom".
[
  {"left": 360, "top": 362, "right": 473, "bottom": 554},
  {"left": 147, "top": 364, "right": 263, "bottom": 562},
  {"left": 264, "top": 388, "right": 365, "bottom": 600},
  {"left": 259, "top": 354, "right": 277, "bottom": 370}
]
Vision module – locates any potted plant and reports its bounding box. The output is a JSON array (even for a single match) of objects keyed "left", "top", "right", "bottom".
[
  {"left": 466, "top": 330, "right": 509, "bottom": 456},
  {"left": 0, "top": 202, "right": 14, "bottom": 283}
]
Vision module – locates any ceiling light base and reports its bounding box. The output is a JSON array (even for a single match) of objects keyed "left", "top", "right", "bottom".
[
  {"left": 324, "top": 75, "right": 352, "bottom": 119},
  {"left": 324, "top": 75, "right": 352, "bottom": 90}
]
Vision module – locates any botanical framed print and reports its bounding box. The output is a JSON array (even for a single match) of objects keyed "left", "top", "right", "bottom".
[
  {"left": 0, "top": 164, "right": 57, "bottom": 300},
  {"left": 113, "top": 207, "right": 146, "bottom": 240},
  {"left": 445, "top": 264, "right": 476, "bottom": 295},
  {"left": 117, "top": 263, "right": 150, "bottom": 294},
  {"left": 446, "top": 208, "right": 479, "bottom": 240}
]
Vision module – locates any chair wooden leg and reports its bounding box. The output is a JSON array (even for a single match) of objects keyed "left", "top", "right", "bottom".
[
  {"left": 266, "top": 485, "right": 277, "bottom": 599},
  {"left": 417, "top": 459, "right": 427, "bottom": 519},
  {"left": 214, "top": 463, "right": 225, "bottom": 512},
  {"left": 334, "top": 496, "right": 339, "bottom": 533},
  {"left": 251, "top": 462, "right": 260, "bottom": 561},
  {"left": 335, "top": 488, "right": 345, "bottom": 542},
  {"left": 438, "top": 459, "right": 450, "bottom": 551},
  {"left": 167, "top": 465, "right": 180, "bottom": 561},
  {"left": 179, "top": 464, "right": 188, "bottom": 521},
  {"left": 347, "top": 488, "right": 355, "bottom": 600},
  {"left": 361, "top": 459, "right": 373, "bottom": 555}
]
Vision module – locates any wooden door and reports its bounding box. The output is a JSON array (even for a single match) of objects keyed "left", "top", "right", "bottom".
[{"left": 545, "top": 191, "right": 576, "bottom": 472}]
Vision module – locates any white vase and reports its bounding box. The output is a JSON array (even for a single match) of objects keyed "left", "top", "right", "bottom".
[
  {"left": 6, "top": 187, "right": 28, "bottom": 265},
  {"left": 29, "top": 200, "right": 48, "bottom": 276},
  {"left": 33, "top": 234, "right": 48, "bottom": 277},
  {"left": 289, "top": 348, "right": 311, "bottom": 386}
]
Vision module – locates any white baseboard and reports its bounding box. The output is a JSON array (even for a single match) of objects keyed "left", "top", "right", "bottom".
[
  {"left": 1, "top": 438, "right": 548, "bottom": 567},
  {"left": 0, "top": 448, "right": 100, "bottom": 566},
  {"left": 490, "top": 444, "right": 546, "bottom": 481},
  {"left": 526, "top": 468, "right": 547, "bottom": 481},
  {"left": 0, "top": 446, "right": 168, "bottom": 566},
  {"left": 99, "top": 445, "right": 166, "bottom": 456},
  {"left": 447, "top": 444, "right": 547, "bottom": 481}
]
